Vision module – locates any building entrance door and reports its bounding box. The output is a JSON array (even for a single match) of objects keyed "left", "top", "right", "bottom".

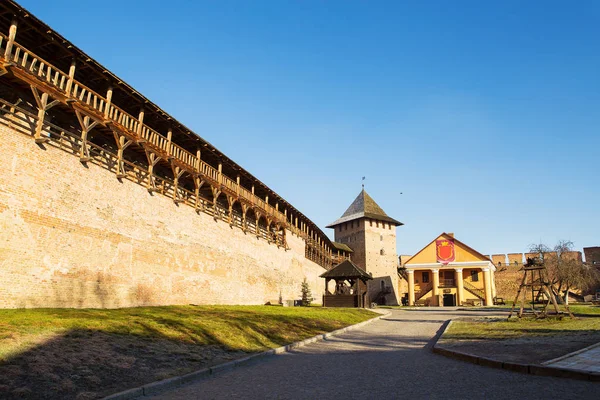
[{"left": 443, "top": 294, "right": 456, "bottom": 306}]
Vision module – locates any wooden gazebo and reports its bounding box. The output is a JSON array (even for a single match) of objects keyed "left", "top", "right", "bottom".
[{"left": 321, "top": 260, "right": 372, "bottom": 308}]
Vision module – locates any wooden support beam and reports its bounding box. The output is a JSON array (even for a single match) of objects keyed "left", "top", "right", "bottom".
[
  {"left": 241, "top": 203, "right": 249, "bottom": 232},
  {"left": 218, "top": 162, "right": 222, "bottom": 184},
  {"left": 4, "top": 18, "right": 17, "bottom": 62},
  {"left": 144, "top": 149, "right": 161, "bottom": 192},
  {"left": 137, "top": 108, "right": 144, "bottom": 137},
  {"left": 255, "top": 211, "right": 261, "bottom": 237},
  {"left": 74, "top": 109, "right": 98, "bottom": 162},
  {"left": 211, "top": 186, "right": 222, "bottom": 220},
  {"left": 65, "top": 60, "right": 76, "bottom": 97},
  {"left": 31, "top": 86, "right": 59, "bottom": 143},
  {"left": 236, "top": 175, "right": 240, "bottom": 196},
  {"left": 196, "top": 150, "right": 201, "bottom": 173},
  {"left": 227, "top": 195, "right": 235, "bottom": 226},
  {"left": 166, "top": 128, "right": 173, "bottom": 158},
  {"left": 112, "top": 130, "right": 133, "bottom": 178},
  {"left": 104, "top": 86, "right": 113, "bottom": 120},
  {"left": 171, "top": 162, "right": 185, "bottom": 203},
  {"left": 194, "top": 177, "right": 205, "bottom": 212}
]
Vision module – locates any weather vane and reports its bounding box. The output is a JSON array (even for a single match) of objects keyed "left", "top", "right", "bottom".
[{"left": 362, "top": 176, "right": 365, "bottom": 189}]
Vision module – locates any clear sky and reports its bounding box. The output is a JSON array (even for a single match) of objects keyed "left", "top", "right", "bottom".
[{"left": 19, "top": 0, "right": 600, "bottom": 258}]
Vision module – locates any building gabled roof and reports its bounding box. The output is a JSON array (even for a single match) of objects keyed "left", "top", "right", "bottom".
[
  {"left": 404, "top": 232, "right": 494, "bottom": 266},
  {"left": 331, "top": 242, "right": 354, "bottom": 253},
  {"left": 320, "top": 260, "right": 372, "bottom": 280},
  {"left": 326, "top": 189, "right": 403, "bottom": 228}
]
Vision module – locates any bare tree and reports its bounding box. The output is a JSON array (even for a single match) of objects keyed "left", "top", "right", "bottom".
[{"left": 529, "top": 240, "right": 599, "bottom": 304}]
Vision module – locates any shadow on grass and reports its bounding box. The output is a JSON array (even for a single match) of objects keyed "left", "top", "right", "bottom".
[{"left": 0, "top": 306, "right": 373, "bottom": 400}]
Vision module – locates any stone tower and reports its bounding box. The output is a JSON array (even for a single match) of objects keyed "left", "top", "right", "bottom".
[{"left": 327, "top": 189, "right": 403, "bottom": 305}]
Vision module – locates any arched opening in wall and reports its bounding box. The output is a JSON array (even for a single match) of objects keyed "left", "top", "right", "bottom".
[
  {"left": 214, "top": 192, "right": 229, "bottom": 221},
  {"left": 231, "top": 200, "right": 244, "bottom": 229},
  {"left": 246, "top": 208, "right": 258, "bottom": 234},
  {"left": 257, "top": 215, "right": 269, "bottom": 240}
]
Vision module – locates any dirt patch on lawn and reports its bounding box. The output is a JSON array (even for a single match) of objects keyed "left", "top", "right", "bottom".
[
  {"left": 438, "top": 325, "right": 600, "bottom": 364},
  {"left": 0, "top": 329, "right": 247, "bottom": 399}
]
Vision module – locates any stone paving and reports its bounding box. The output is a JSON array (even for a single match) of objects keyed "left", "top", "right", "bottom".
[
  {"left": 150, "top": 308, "right": 598, "bottom": 400},
  {"left": 546, "top": 344, "right": 600, "bottom": 373}
]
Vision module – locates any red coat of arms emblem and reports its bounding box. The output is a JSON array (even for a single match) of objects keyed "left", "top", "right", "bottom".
[{"left": 436, "top": 239, "right": 455, "bottom": 264}]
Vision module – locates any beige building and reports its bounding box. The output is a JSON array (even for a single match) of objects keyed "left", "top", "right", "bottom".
[
  {"left": 327, "top": 190, "right": 403, "bottom": 305},
  {"left": 404, "top": 233, "right": 497, "bottom": 307}
]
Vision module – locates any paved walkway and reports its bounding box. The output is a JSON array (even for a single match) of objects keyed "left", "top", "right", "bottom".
[
  {"left": 546, "top": 344, "right": 600, "bottom": 373},
  {"left": 151, "top": 309, "right": 597, "bottom": 400}
]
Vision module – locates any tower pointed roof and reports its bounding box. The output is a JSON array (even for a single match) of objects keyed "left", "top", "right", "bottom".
[{"left": 326, "top": 189, "right": 403, "bottom": 228}]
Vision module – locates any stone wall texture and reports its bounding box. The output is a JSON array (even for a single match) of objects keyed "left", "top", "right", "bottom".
[{"left": 0, "top": 123, "right": 325, "bottom": 309}]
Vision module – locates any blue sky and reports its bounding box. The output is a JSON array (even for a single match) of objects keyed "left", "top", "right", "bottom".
[{"left": 19, "top": 0, "right": 600, "bottom": 257}]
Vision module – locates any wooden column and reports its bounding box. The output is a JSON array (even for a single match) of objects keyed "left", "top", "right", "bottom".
[
  {"left": 241, "top": 203, "right": 248, "bottom": 232},
  {"left": 137, "top": 107, "right": 144, "bottom": 136},
  {"left": 218, "top": 162, "right": 223, "bottom": 184},
  {"left": 31, "top": 86, "right": 59, "bottom": 143},
  {"left": 227, "top": 196, "right": 235, "bottom": 226},
  {"left": 104, "top": 86, "right": 113, "bottom": 120},
  {"left": 112, "top": 131, "right": 133, "bottom": 178},
  {"left": 171, "top": 162, "right": 185, "bottom": 203},
  {"left": 65, "top": 60, "right": 76, "bottom": 97},
  {"left": 145, "top": 150, "right": 161, "bottom": 192},
  {"left": 211, "top": 186, "right": 221, "bottom": 220},
  {"left": 4, "top": 18, "right": 17, "bottom": 61},
  {"left": 166, "top": 128, "right": 173, "bottom": 157},
  {"left": 193, "top": 177, "right": 205, "bottom": 212},
  {"left": 255, "top": 211, "right": 261, "bottom": 237},
  {"left": 236, "top": 175, "right": 240, "bottom": 196},
  {"left": 75, "top": 110, "right": 98, "bottom": 162}
]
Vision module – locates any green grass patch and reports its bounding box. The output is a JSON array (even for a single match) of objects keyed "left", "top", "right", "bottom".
[
  {"left": 0, "top": 305, "right": 374, "bottom": 360},
  {"left": 446, "top": 315, "right": 600, "bottom": 341}
]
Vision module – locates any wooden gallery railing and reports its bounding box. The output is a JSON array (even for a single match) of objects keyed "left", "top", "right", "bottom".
[{"left": 0, "top": 30, "right": 333, "bottom": 268}]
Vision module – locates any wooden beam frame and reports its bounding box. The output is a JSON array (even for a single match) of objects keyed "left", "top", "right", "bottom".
[
  {"left": 30, "top": 85, "right": 59, "bottom": 143},
  {"left": 74, "top": 109, "right": 98, "bottom": 162}
]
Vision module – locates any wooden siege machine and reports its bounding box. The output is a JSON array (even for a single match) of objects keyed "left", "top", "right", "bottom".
[{"left": 508, "top": 257, "right": 574, "bottom": 319}]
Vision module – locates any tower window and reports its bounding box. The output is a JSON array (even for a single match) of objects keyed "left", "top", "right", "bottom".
[
  {"left": 380, "top": 234, "right": 383, "bottom": 241},
  {"left": 471, "top": 271, "right": 479, "bottom": 282},
  {"left": 422, "top": 272, "right": 430, "bottom": 283},
  {"left": 380, "top": 248, "right": 385, "bottom": 256}
]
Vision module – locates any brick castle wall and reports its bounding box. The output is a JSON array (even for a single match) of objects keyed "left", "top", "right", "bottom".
[{"left": 0, "top": 123, "right": 325, "bottom": 308}]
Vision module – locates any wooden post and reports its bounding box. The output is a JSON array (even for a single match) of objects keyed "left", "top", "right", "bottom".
[
  {"left": 194, "top": 177, "right": 205, "bottom": 212},
  {"left": 211, "top": 186, "right": 221, "bottom": 220},
  {"left": 75, "top": 110, "right": 98, "bottom": 162},
  {"left": 251, "top": 185, "right": 255, "bottom": 195},
  {"left": 236, "top": 175, "right": 240, "bottom": 196},
  {"left": 227, "top": 196, "right": 234, "bottom": 226},
  {"left": 241, "top": 203, "right": 248, "bottom": 232},
  {"left": 171, "top": 162, "right": 185, "bottom": 203},
  {"left": 31, "top": 86, "right": 59, "bottom": 143},
  {"left": 255, "top": 211, "right": 261, "bottom": 237},
  {"left": 166, "top": 128, "right": 173, "bottom": 157},
  {"left": 4, "top": 18, "right": 17, "bottom": 62},
  {"left": 112, "top": 130, "right": 133, "bottom": 178},
  {"left": 104, "top": 86, "right": 113, "bottom": 120},
  {"left": 218, "top": 162, "right": 222, "bottom": 184},
  {"left": 145, "top": 150, "right": 161, "bottom": 192},
  {"left": 196, "top": 150, "right": 201, "bottom": 173},
  {"left": 137, "top": 107, "right": 144, "bottom": 136},
  {"left": 65, "top": 60, "right": 76, "bottom": 97}
]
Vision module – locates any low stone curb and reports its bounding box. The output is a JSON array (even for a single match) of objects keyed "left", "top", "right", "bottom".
[
  {"left": 431, "top": 319, "right": 600, "bottom": 382},
  {"left": 103, "top": 310, "right": 391, "bottom": 399}
]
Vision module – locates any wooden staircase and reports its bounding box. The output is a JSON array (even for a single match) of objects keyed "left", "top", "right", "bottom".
[
  {"left": 415, "top": 282, "right": 433, "bottom": 302},
  {"left": 463, "top": 280, "right": 485, "bottom": 300}
]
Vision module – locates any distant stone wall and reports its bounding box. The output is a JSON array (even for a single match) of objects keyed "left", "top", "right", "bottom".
[
  {"left": 0, "top": 122, "right": 325, "bottom": 308},
  {"left": 490, "top": 250, "right": 585, "bottom": 299}
]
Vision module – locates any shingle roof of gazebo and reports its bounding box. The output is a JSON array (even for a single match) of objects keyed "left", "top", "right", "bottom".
[{"left": 320, "top": 260, "right": 372, "bottom": 280}]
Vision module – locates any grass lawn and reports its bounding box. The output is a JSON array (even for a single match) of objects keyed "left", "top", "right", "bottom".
[
  {"left": 0, "top": 305, "right": 375, "bottom": 399},
  {"left": 439, "top": 304, "right": 600, "bottom": 365}
]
